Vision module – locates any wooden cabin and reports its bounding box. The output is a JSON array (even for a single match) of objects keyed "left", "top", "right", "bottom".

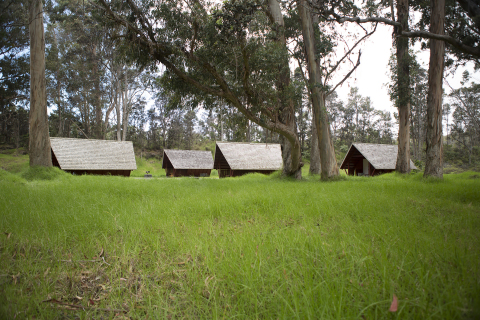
[
  {"left": 50, "top": 137, "right": 137, "bottom": 176},
  {"left": 340, "top": 143, "right": 417, "bottom": 176},
  {"left": 214, "top": 142, "right": 283, "bottom": 178},
  {"left": 162, "top": 149, "right": 213, "bottom": 177}
]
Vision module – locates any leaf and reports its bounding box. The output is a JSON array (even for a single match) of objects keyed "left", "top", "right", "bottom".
[
  {"left": 4, "top": 232, "right": 11, "bottom": 239},
  {"left": 389, "top": 294, "right": 398, "bottom": 312},
  {"left": 89, "top": 299, "right": 95, "bottom": 306},
  {"left": 44, "top": 267, "right": 50, "bottom": 277}
]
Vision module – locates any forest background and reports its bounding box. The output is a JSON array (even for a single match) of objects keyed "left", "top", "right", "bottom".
[{"left": 1, "top": 0, "right": 479, "bottom": 172}]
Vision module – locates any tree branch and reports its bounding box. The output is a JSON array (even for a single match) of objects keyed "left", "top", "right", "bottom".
[
  {"left": 325, "top": 22, "right": 377, "bottom": 85},
  {"left": 327, "top": 50, "right": 361, "bottom": 96},
  {"left": 400, "top": 30, "right": 480, "bottom": 57},
  {"left": 324, "top": 10, "right": 480, "bottom": 58}
]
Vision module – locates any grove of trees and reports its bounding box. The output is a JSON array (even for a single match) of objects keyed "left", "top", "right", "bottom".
[{"left": 1, "top": 0, "right": 479, "bottom": 178}]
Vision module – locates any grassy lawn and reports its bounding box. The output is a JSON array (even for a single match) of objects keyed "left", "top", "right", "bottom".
[
  {"left": 131, "top": 157, "right": 166, "bottom": 177},
  {"left": 0, "top": 157, "right": 479, "bottom": 319}
]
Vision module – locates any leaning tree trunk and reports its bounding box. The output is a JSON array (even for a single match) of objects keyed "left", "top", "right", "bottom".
[
  {"left": 309, "top": 120, "right": 321, "bottom": 174},
  {"left": 29, "top": 0, "right": 51, "bottom": 167},
  {"left": 395, "top": 0, "right": 411, "bottom": 173},
  {"left": 298, "top": 0, "right": 338, "bottom": 180},
  {"left": 424, "top": 0, "right": 445, "bottom": 178}
]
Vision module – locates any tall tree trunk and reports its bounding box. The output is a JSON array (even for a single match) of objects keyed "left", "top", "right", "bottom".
[
  {"left": 220, "top": 105, "right": 224, "bottom": 141},
  {"left": 93, "top": 44, "right": 103, "bottom": 139},
  {"left": 104, "top": 62, "right": 116, "bottom": 139},
  {"left": 15, "top": 113, "right": 20, "bottom": 149},
  {"left": 424, "top": 0, "right": 445, "bottom": 178},
  {"left": 115, "top": 76, "right": 122, "bottom": 141},
  {"left": 54, "top": 29, "right": 63, "bottom": 137},
  {"left": 298, "top": 0, "right": 338, "bottom": 180},
  {"left": 122, "top": 69, "right": 128, "bottom": 141},
  {"left": 309, "top": 120, "right": 321, "bottom": 174},
  {"left": 56, "top": 69, "right": 63, "bottom": 136},
  {"left": 266, "top": 0, "right": 303, "bottom": 179},
  {"left": 395, "top": 0, "right": 411, "bottom": 173},
  {"left": 278, "top": 106, "right": 302, "bottom": 179},
  {"left": 28, "top": 0, "right": 51, "bottom": 167}
]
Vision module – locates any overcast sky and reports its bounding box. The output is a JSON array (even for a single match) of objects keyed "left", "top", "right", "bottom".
[{"left": 332, "top": 22, "right": 480, "bottom": 117}]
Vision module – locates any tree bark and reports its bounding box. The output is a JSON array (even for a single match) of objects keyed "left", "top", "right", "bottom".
[
  {"left": 56, "top": 68, "right": 63, "bottom": 136},
  {"left": 53, "top": 29, "right": 63, "bottom": 137},
  {"left": 115, "top": 75, "right": 122, "bottom": 141},
  {"left": 93, "top": 44, "right": 103, "bottom": 139},
  {"left": 424, "top": 0, "right": 445, "bottom": 178},
  {"left": 266, "top": 0, "right": 302, "bottom": 179},
  {"left": 122, "top": 69, "right": 128, "bottom": 141},
  {"left": 298, "top": 0, "right": 339, "bottom": 180},
  {"left": 395, "top": 0, "right": 411, "bottom": 173},
  {"left": 28, "top": 0, "right": 52, "bottom": 167},
  {"left": 309, "top": 120, "right": 321, "bottom": 174}
]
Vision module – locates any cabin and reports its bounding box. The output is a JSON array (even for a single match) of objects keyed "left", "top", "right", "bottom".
[
  {"left": 214, "top": 142, "right": 283, "bottom": 178},
  {"left": 50, "top": 137, "right": 137, "bottom": 176},
  {"left": 162, "top": 149, "right": 214, "bottom": 177},
  {"left": 340, "top": 143, "right": 417, "bottom": 176}
]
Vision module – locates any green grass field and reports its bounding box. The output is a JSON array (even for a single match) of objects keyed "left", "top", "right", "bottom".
[{"left": 0, "top": 154, "right": 479, "bottom": 319}]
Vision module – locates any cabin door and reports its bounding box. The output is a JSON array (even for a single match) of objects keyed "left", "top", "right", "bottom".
[{"left": 363, "top": 159, "right": 369, "bottom": 176}]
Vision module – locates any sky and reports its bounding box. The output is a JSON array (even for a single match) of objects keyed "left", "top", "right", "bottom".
[{"left": 332, "top": 22, "right": 480, "bottom": 117}]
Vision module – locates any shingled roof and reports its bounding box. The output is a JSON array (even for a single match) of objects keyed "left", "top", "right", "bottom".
[
  {"left": 50, "top": 138, "right": 137, "bottom": 170},
  {"left": 214, "top": 142, "right": 283, "bottom": 170},
  {"left": 162, "top": 149, "right": 214, "bottom": 169},
  {"left": 340, "top": 143, "right": 417, "bottom": 170}
]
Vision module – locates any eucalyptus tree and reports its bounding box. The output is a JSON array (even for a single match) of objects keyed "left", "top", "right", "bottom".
[
  {"left": 29, "top": 0, "right": 52, "bottom": 166},
  {"left": 1, "top": 0, "right": 30, "bottom": 148},
  {"left": 395, "top": 0, "right": 411, "bottom": 173},
  {"left": 94, "top": 0, "right": 305, "bottom": 178},
  {"left": 311, "top": 0, "right": 480, "bottom": 178},
  {"left": 423, "top": 0, "right": 446, "bottom": 178},
  {"left": 388, "top": 51, "right": 428, "bottom": 162},
  {"left": 448, "top": 77, "right": 480, "bottom": 166},
  {"left": 48, "top": 0, "right": 106, "bottom": 138},
  {"left": 1, "top": 0, "right": 30, "bottom": 105}
]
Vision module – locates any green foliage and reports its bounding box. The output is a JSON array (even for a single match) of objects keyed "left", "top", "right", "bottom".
[
  {"left": 411, "top": 0, "right": 480, "bottom": 68},
  {"left": 0, "top": 171, "right": 479, "bottom": 318},
  {"left": 447, "top": 79, "right": 480, "bottom": 168}
]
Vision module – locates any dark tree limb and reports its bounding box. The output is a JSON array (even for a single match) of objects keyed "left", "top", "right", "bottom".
[
  {"left": 324, "top": 22, "right": 377, "bottom": 85},
  {"left": 327, "top": 50, "right": 361, "bottom": 96}
]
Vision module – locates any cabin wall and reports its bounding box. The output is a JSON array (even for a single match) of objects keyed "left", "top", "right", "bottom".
[
  {"left": 219, "top": 169, "right": 276, "bottom": 178},
  {"left": 65, "top": 170, "right": 131, "bottom": 177},
  {"left": 167, "top": 168, "right": 212, "bottom": 177}
]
